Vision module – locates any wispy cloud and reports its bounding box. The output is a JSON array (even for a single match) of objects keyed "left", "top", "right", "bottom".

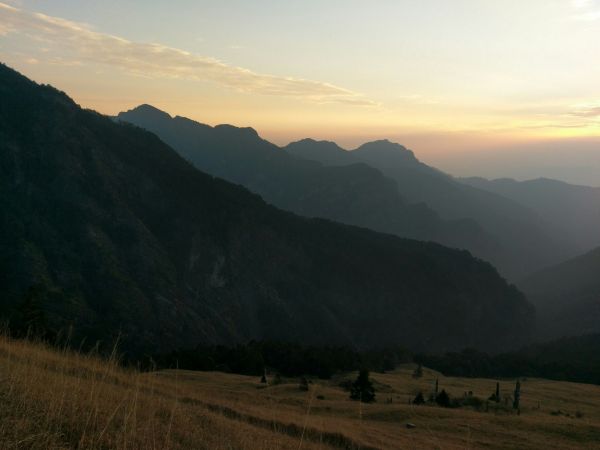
[
  {"left": 575, "top": 10, "right": 600, "bottom": 20},
  {"left": 572, "top": 0, "right": 593, "bottom": 8},
  {"left": 569, "top": 104, "right": 600, "bottom": 118},
  {"left": 0, "top": 2, "right": 376, "bottom": 106},
  {"left": 571, "top": 0, "right": 600, "bottom": 20}
]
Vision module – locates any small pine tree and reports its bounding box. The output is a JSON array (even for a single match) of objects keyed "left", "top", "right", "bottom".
[
  {"left": 299, "top": 376, "right": 309, "bottom": 391},
  {"left": 349, "top": 369, "right": 375, "bottom": 403},
  {"left": 513, "top": 380, "right": 521, "bottom": 411},
  {"left": 260, "top": 368, "right": 267, "bottom": 384},
  {"left": 489, "top": 381, "right": 501, "bottom": 402},
  {"left": 412, "top": 363, "right": 423, "bottom": 379},
  {"left": 413, "top": 392, "right": 425, "bottom": 405},
  {"left": 435, "top": 389, "right": 450, "bottom": 407}
]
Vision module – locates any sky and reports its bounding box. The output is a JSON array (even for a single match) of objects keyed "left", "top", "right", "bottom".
[{"left": 1, "top": 0, "right": 599, "bottom": 185}]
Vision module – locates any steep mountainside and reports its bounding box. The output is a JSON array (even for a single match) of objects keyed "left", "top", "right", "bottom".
[
  {"left": 286, "top": 139, "right": 570, "bottom": 279},
  {"left": 117, "top": 105, "right": 497, "bottom": 260},
  {"left": 0, "top": 64, "right": 534, "bottom": 354},
  {"left": 462, "top": 177, "right": 600, "bottom": 258},
  {"left": 519, "top": 247, "right": 600, "bottom": 340}
]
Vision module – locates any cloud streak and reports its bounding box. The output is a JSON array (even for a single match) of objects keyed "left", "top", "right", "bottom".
[
  {"left": 570, "top": 104, "right": 600, "bottom": 118},
  {"left": 573, "top": 0, "right": 593, "bottom": 8},
  {"left": 571, "top": 0, "right": 600, "bottom": 20},
  {"left": 0, "top": 2, "right": 376, "bottom": 106}
]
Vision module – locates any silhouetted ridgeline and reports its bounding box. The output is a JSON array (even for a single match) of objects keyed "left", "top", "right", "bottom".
[
  {"left": 0, "top": 62, "right": 533, "bottom": 355},
  {"left": 117, "top": 105, "right": 498, "bottom": 270},
  {"left": 287, "top": 138, "right": 572, "bottom": 280},
  {"left": 118, "top": 105, "right": 579, "bottom": 280}
]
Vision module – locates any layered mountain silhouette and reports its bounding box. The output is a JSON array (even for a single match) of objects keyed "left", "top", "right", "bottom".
[
  {"left": 117, "top": 105, "right": 499, "bottom": 266},
  {"left": 0, "top": 63, "right": 534, "bottom": 354},
  {"left": 118, "top": 106, "right": 568, "bottom": 279},
  {"left": 519, "top": 247, "right": 600, "bottom": 340},
  {"left": 461, "top": 177, "right": 600, "bottom": 259},
  {"left": 287, "top": 139, "right": 572, "bottom": 279}
]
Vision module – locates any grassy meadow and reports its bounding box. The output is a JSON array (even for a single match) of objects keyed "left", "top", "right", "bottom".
[{"left": 1, "top": 335, "right": 599, "bottom": 449}]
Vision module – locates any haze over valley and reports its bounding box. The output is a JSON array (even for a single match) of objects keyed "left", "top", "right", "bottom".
[{"left": 1, "top": 1, "right": 600, "bottom": 448}]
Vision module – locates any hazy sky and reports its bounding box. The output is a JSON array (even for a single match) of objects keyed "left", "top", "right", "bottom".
[{"left": 1, "top": 0, "right": 599, "bottom": 185}]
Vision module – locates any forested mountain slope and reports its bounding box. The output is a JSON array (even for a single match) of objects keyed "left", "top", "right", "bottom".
[{"left": 0, "top": 63, "right": 534, "bottom": 354}]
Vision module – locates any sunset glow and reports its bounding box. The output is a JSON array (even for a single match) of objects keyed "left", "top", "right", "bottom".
[{"left": 2, "top": 0, "right": 599, "bottom": 182}]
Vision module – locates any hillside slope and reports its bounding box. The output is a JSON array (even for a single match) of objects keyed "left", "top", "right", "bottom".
[
  {"left": 462, "top": 176, "right": 600, "bottom": 258},
  {"left": 519, "top": 248, "right": 600, "bottom": 340},
  {"left": 0, "top": 63, "right": 533, "bottom": 354},
  {"left": 3, "top": 335, "right": 600, "bottom": 450}
]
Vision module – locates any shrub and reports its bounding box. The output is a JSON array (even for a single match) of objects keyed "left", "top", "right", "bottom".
[
  {"left": 350, "top": 369, "right": 375, "bottom": 403},
  {"left": 454, "top": 395, "right": 484, "bottom": 410},
  {"left": 413, "top": 392, "right": 425, "bottom": 405},
  {"left": 435, "top": 389, "right": 451, "bottom": 407}
]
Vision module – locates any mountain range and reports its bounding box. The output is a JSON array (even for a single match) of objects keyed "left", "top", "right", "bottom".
[
  {"left": 117, "top": 105, "right": 498, "bottom": 265},
  {"left": 118, "top": 106, "right": 575, "bottom": 280},
  {"left": 0, "top": 63, "right": 534, "bottom": 355},
  {"left": 286, "top": 138, "right": 578, "bottom": 280}
]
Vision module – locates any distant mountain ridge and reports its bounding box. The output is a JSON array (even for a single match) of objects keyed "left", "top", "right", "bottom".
[
  {"left": 286, "top": 137, "right": 573, "bottom": 279},
  {"left": 519, "top": 247, "right": 600, "bottom": 340},
  {"left": 119, "top": 105, "right": 569, "bottom": 279},
  {"left": 461, "top": 176, "right": 600, "bottom": 258},
  {"left": 287, "top": 137, "right": 441, "bottom": 176},
  {"left": 117, "top": 105, "right": 500, "bottom": 267},
  {"left": 0, "top": 63, "right": 534, "bottom": 354},
  {"left": 285, "top": 138, "right": 355, "bottom": 166}
]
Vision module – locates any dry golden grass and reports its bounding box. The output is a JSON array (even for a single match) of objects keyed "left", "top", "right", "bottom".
[
  {"left": 1, "top": 335, "right": 600, "bottom": 449},
  {"left": 0, "top": 336, "right": 323, "bottom": 450}
]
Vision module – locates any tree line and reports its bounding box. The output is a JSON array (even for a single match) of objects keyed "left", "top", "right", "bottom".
[
  {"left": 415, "top": 336, "right": 600, "bottom": 385},
  {"left": 149, "top": 341, "right": 411, "bottom": 378},
  {"left": 6, "top": 288, "right": 600, "bottom": 387}
]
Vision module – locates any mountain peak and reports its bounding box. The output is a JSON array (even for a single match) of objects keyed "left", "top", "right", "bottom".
[
  {"left": 287, "top": 138, "right": 348, "bottom": 152},
  {"left": 119, "top": 104, "right": 172, "bottom": 121},
  {"left": 352, "top": 140, "right": 417, "bottom": 165},
  {"left": 293, "top": 137, "right": 344, "bottom": 148},
  {"left": 284, "top": 138, "right": 354, "bottom": 165},
  {"left": 213, "top": 123, "right": 260, "bottom": 139},
  {"left": 355, "top": 139, "right": 413, "bottom": 155}
]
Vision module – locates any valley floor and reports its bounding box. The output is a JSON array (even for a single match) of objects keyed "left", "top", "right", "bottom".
[{"left": 1, "top": 337, "right": 599, "bottom": 449}]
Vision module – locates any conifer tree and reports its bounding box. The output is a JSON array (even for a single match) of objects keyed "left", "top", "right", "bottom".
[
  {"left": 436, "top": 389, "right": 450, "bottom": 407},
  {"left": 413, "top": 392, "right": 425, "bottom": 405},
  {"left": 513, "top": 380, "right": 521, "bottom": 412},
  {"left": 413, "top": 363, "right": 423, "bottom": 379},
  {"left": 350, "top": 369, "right": 375, "bottom": 403}
]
